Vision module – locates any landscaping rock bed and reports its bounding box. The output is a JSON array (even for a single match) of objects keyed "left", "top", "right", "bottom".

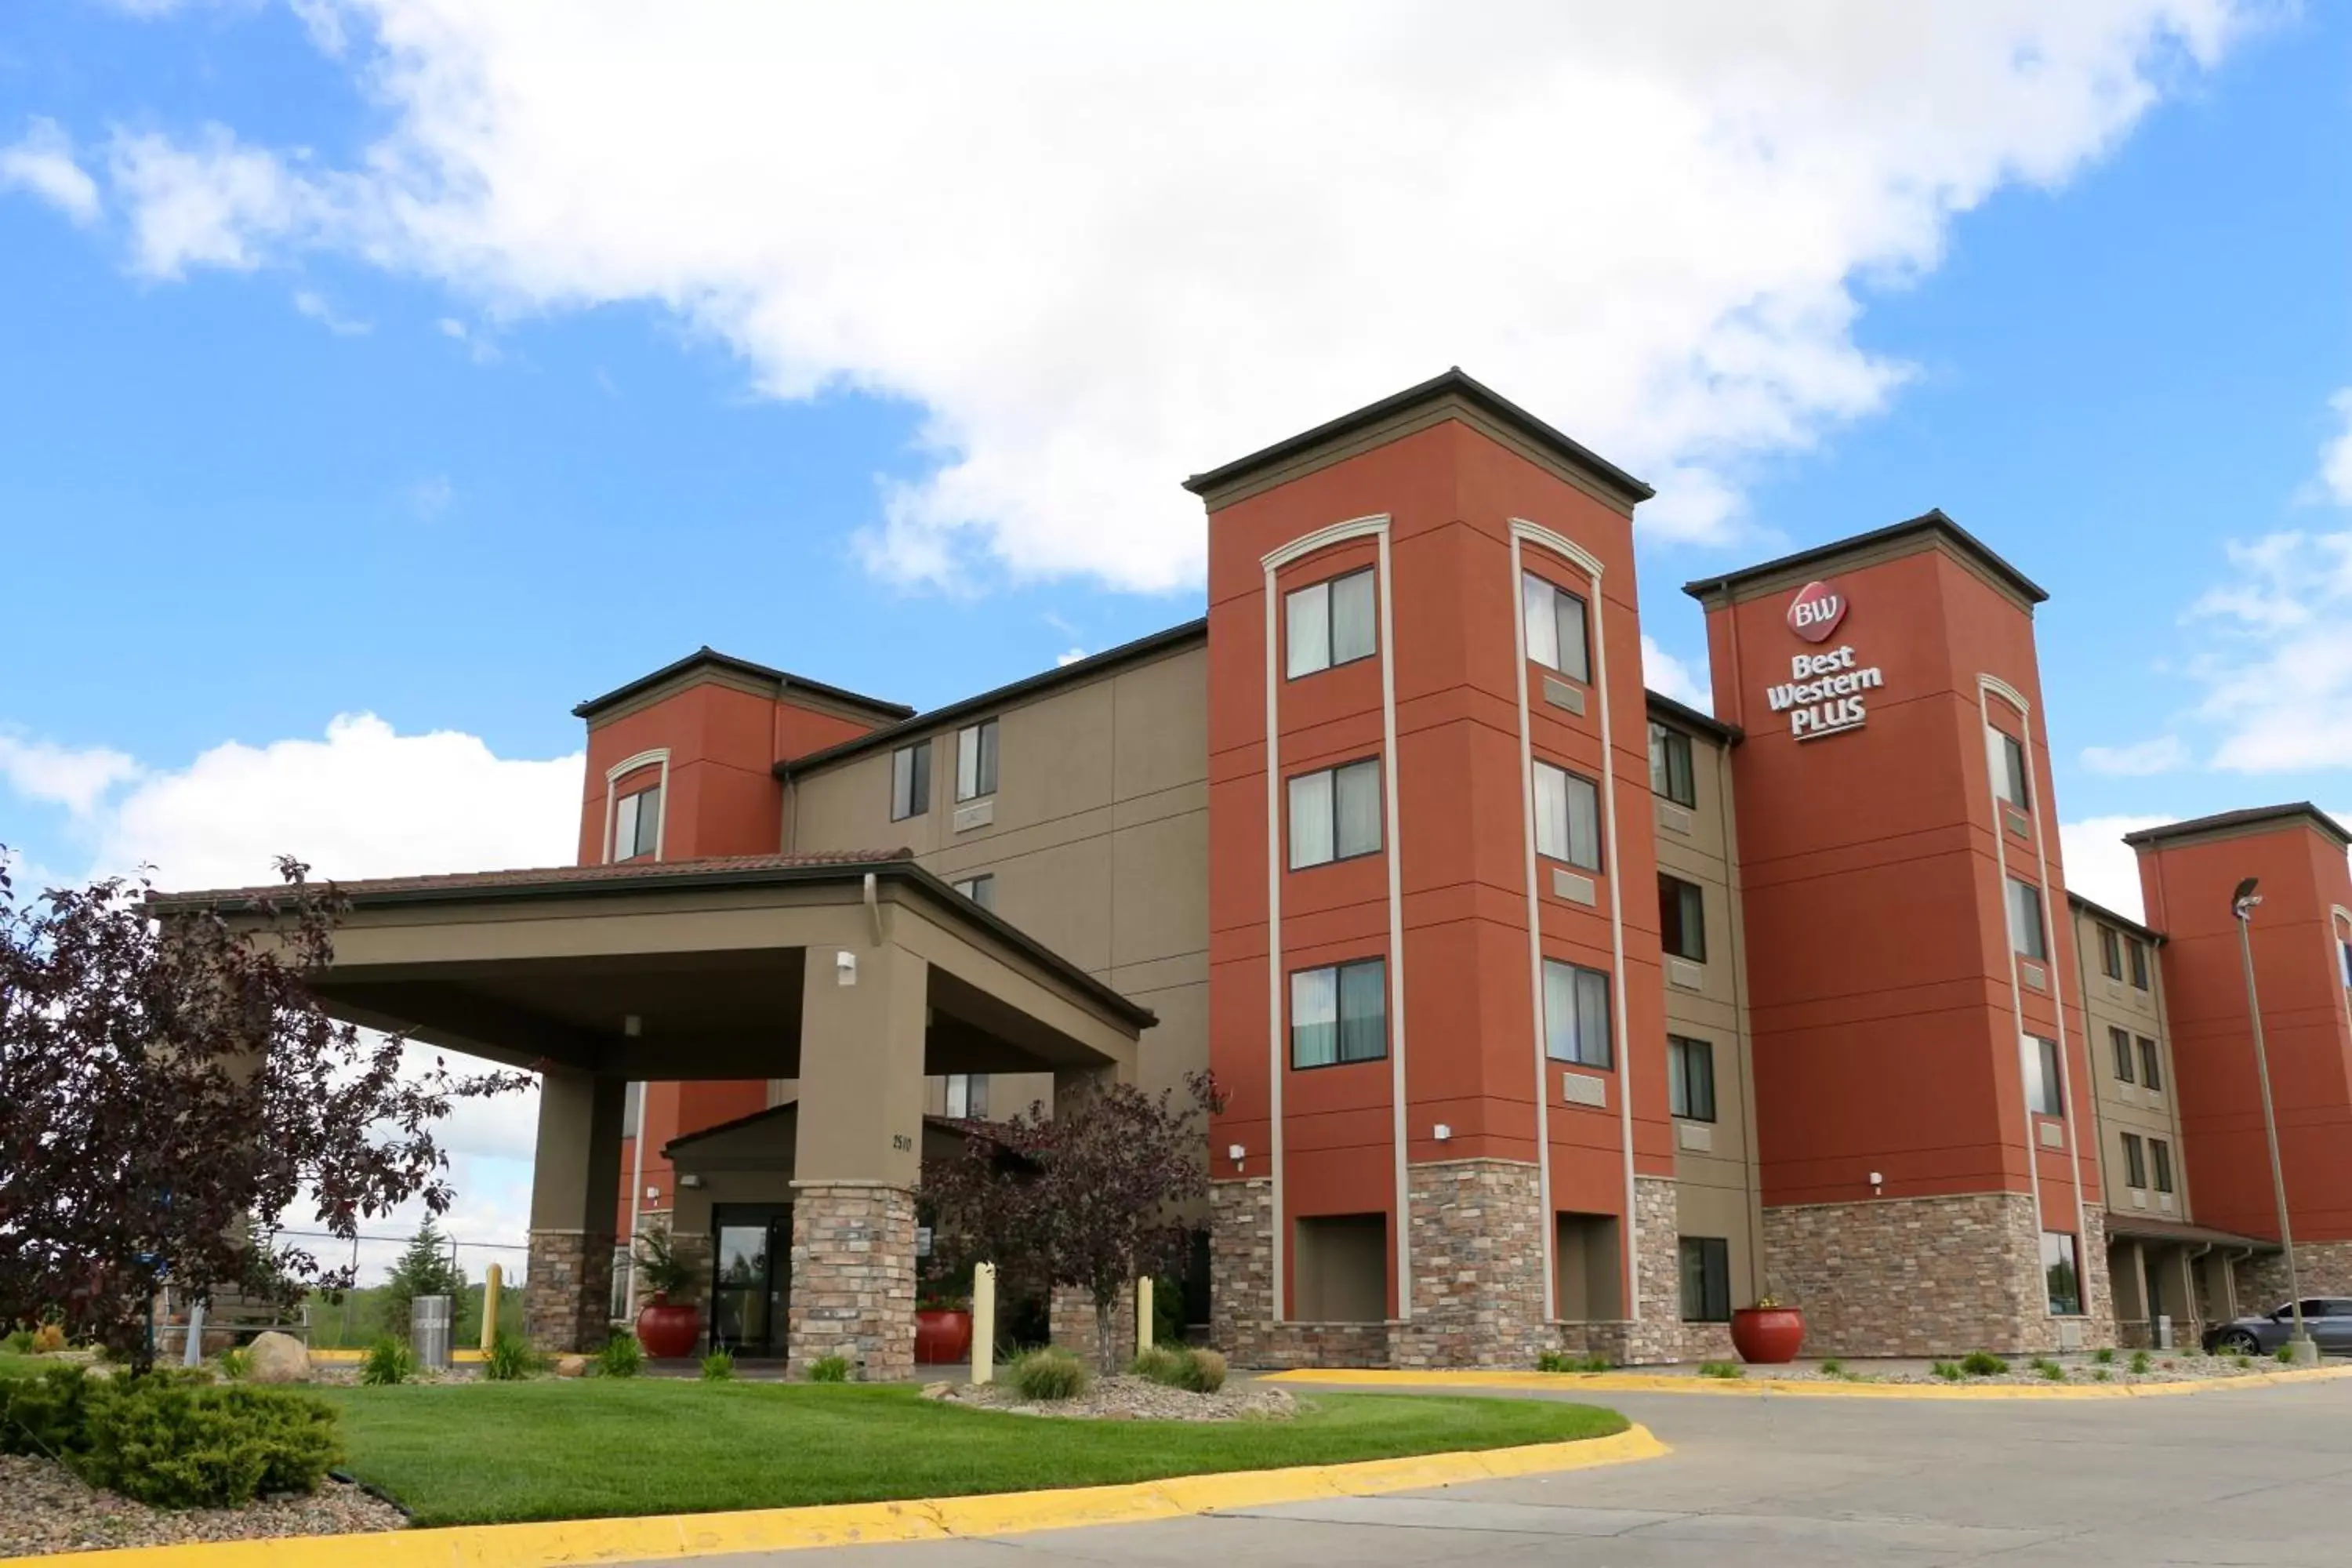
[
  {"left": 0, "top": 1454, "right": 405, "bottom": 1557},
  {"left": 925, "top": 1374, "right": 1298, "bottom": 1422},
  {"left": 1731, "top": 1352, "right": 2303, "bottom": 1386}
]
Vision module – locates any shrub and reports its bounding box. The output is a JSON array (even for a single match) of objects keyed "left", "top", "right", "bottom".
[
  {"left": 78, "top": 1377, "right": 342, "bottom": 1509},
  {"left": 2034, "top": 1358, "right": 2065, "bottom": 1381},
  {"left": 217, "top": 1348, "right": 252, "bottom": 1382},
  {"left": 1, "top": 1365, "right": 93, "bottom": 1457},
  {"left": 2093, "top": 1347, "right": 2116, "bottom": 1365},
  {"left": 1174, "top": 1347, "right": 1227, "bottom": 1393},
  {"left": 31, "top": 1324, "right": 67, "bottom": 1354},
  {"left": 2129, "top": 1350, "right": 2151, "bottom": 1375},
  {"left": 1129, "top": 1345, "right": 1185, "bottom": 1384},
  {"left": 482, "top": 1332, "right": 537, "bottom": 1382},
  {"left": 1958, "top": 1351, "right": 2008, "bottom": 1377},
  {"left": 2274, "top": 1344, "right": 2298, "bottom": 1364},
  {"left": 807, "top": 1355, "right": 851, "bottom": 1384},
  {"left": 595, "top": 1334, "right": 644, "bottom": 1379},
  {"left": 1011, "top": 1347, "right": 1091, "bottom": 1400},
  {"left": 2234, "top": 1354, "right": 2254, "bottom": 1370},
  {"left": 2, "top": 1327, "right": 34, "bottom": 1355},
  {"left": 1697, "top": 1360, "right": 1744, "bottom": 1380},
  {"left": 2092, "top": 1368, "right": 2112, "bottom": 1381},
  {"left": 358, "top": 1338, "right": 414, "bottom": 1386},
  {"left": 700, "top": 1351, "right": 735, "bottom": 1382},
  {"left": 1817, "top": 1358, "right": 1845, "bottom": 1377},
  {"left": 1537, "top": 1350, "right": 1612, "bottom": 1374},
  {"left": 1930, "top": 1360, "right": 1962, "bottom": 1381}
]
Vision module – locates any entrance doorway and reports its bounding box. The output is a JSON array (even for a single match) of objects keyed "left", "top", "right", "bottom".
[{"left": 710, "top": 1204, "right": 793, "bottom": 1357}]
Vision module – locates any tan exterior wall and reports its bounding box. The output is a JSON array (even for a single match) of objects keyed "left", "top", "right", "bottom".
[
  {"left": 1653, "top": 715, "right": 1766, "bottom": 1316},
  {"left": 789, "top": 641, "right": 1211, "bottom": 1131},
  {"left": 2070, "top": 904, "right": 2191, "bottom": 1228}
]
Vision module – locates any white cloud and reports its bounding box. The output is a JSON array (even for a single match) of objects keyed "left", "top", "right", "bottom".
[
  {"left": 2060, "top": 815, "right": 2169, "bottom": 923},
  {"left": 84, "top": 0, "right": 2246, "bottom": 588},
  {"left": 292, "top": 286, "right": 372, "bottom": 335},
  {"left": 1054, "top": 648, "right": 1087, "bottom": 667},
  {"left": 2184, "top": 528, "right": 2352, "bottom": 772},
  {"left": 1640, "top": 633, "right": 1712, "bottom": 713},
  {"left": 0, "top": 733, "right": 140, "bottom": 816},
  {"left": 2318, "top": 388, "right": 2352, "bottom": 508},
  {"left": 0, "top": 118, "right": 101, "bottom": 226},
  {"left": 2079, "top": 735, "right": 2188, "bottom": 776}
]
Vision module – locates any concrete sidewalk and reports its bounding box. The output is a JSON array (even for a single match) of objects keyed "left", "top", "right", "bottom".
[{"left": 630, "top": 1376, "right": 2352, "bottom": 1566}]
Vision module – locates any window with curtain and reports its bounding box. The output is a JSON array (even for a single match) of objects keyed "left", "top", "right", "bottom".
[
  {"left": 1287, "top": 758, "right": 1382, "bottom": 869},
  {"left": 1649, "top": 722, "right": 1696, "bottom": 807},
  {"left": 2098, "top": 927, "right": 2123, "bottom": 979},
  {"left": 890, "top": 741, "right": 931, "bottom": 821},
  {"left": 2121, "top": 1131, "right": 2147, "bottom": 1189},
  {"left": 1659, "top": 875, "right": 1707, "bottom": 963},
  {"left": 1679, "top": 1236, "right": 1731, "bottom": 1322},
  {"left": 1533, "top": 760, "right": 1601, "bottom": 870},
  {"left": 2152, "top": 1139, "right": 2174, "bottom": 1194},
  {"left": 1285, "top": 568, "right": 1377, "bottom": 678},
  {"left": 612, "top": 784, "right": 661, "bottom": 862},
  {"left": 2137, "top": 1036, "right": 2161, "bottom": 1091},
  {"left": 946, "top": 1073, "right": 989, "bottom": 1119},
  {"left": 2128, "top": 937, "right": 2151, "bottom": 989},
  {"left": 1290, "top": 958, "right": 1387, "bottom": 1069},
  {"left": 2022, "top": 1034, "right": 2063, "bottom": 1116},
  {"left": 955, "top": 717, "right": 999, "bottom": 800},
  {"left": 2006, "top": 877, "right": 2048, "bottom": 960},
  {"left": 1521, "top": 571, "right": 1591, "bottom": 684},
  {"left": 1542, "top": 959, "right": 1612, "bottom": 1069},
  {"left": 2110, "top": 1025, "right": 2134, "bottom": 1083},
  {"left": 1668, "top": 1035, "right": 1715, "bottom": 1122},
  {"left": 1987, "top": 723, "right": 2030, "bottom": 809}
]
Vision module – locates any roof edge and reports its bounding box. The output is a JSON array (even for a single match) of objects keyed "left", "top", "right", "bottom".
[
  {"left": 1680, "top": 510, "right": 2049, "bottom": 608},
  {"left": 573, "top": 647, "right": 913, "bottom": 724},
  {"left": 2122, "top": 802, "right": 2352, "bottom": 852},
  {"left": 1644, "top": 688, "right": 1740, "bottom": 745},
  {"left": 2064, "top": 889, "right": 2165, "bottom": 946}
]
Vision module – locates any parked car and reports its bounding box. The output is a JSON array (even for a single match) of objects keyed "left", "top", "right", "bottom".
[{"left": 2201, "top": 1298, "right": 2352, "bottom": 1356}]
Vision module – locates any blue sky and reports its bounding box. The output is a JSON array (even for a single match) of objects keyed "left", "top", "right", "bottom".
[{"left": 2, "top": 2, "right": 2347, "bottom": 1264}]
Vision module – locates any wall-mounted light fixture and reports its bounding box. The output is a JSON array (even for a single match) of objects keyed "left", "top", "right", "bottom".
[
  {"left": 1226, "top": 1143, "right": 1246, "bottom": 1168},
  {"left": 678, "top": 1174, "right": 704, "bottom": 1189},
  {"left": 623, "top": 1014, "right": 642, "bottom": 1037},
  {"left": 1433, "top": 1123, "right": 1453, "bottom": 1142},
  {"left": 836, "top": 949, "right": 858, "bottom": 985}
]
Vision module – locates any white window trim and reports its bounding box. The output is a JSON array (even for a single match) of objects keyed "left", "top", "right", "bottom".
[{"left": 601, "top": 748, "right": 671, "bottom": 865}]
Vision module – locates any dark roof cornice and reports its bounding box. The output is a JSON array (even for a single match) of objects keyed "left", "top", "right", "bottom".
[
  {"left": 1644, "top": 689, "right": 1740, "bottom": 745},
  {"left": 1681, "top": 510, "right": 2048, "bottom": 608},
  {"left": 574, "top": 647, "right": 912, "bottom": 724},
  {"left": 2123, "top": 803, "right": 2352, "bottom": 852}
]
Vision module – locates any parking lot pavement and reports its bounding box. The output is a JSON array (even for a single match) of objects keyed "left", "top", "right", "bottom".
[{"left": 630, "top": 1378, "right": 2352, "bottom": 1567}]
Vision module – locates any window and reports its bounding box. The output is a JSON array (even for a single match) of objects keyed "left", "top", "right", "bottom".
[
  {"left": 1987, "top": 723, "right": 2030, "bottom": 810},
  {"left": 2152, "top": 1138, "right": 2175, "bottom": 1195},
  {"left": 1679, "top": 1237, "right": 1731, "bottom": 1323},
  {"left": 951, "top": 873, "right": 996, "bottom": 912},
  {"left": 945, "top": 1073, "right": 989, "bottom": 1120},
  {"left": 1649, "top": 722, "right": 1696, "bottom": 808},
  {"left": 1290, "top": 958, "right": 1387, "bottom": 1069},
  {"left": 2340, "top": 938, "right": 2352, "bottom": 989},
  {"left": 1521, "top": 571, "right": 1591, "bottom": 684},
  {"left": 2006, "top": 877, "right": 2048, "bottom": 961},
  {"left": 2120, "top": 1131, "right": 2147, "bottom": 1189},
  {"left": 1659, "top": 875, "right": 1707, "bottom": 963},
  {"left": 621, "top": 1080, "right": 644, "bottom": 1138},
  {"left": 612, "top": 785, "right": 661, "bottom": 862},
  {"left": 1533, "top": 760, "right": 1602, "bottom": 870},
  {"left": 955, "top": 718, "right": 999, "bottom": 801},
  {"left": 1287, "top": 758, "right": 1382, "bottom": 869},
  {"left": 2098, "top": 926, "right": 2123, "bottom": 981},
  {"left": 1285, "top": 568, "right": 1377, "bottom": 678},
  {"left": 1542, "top": 959, "right": 1613, "bottom": 1069},
  {"left": 2128, "top": 936, "right": 2151, "bottom": 990},
  {"left": 2043, "top": 1231, "right": 2082, "bottom": 1316},
  {"left": 1668, "top": 1035, "right": 1716, "bottom": 1122},
  {"left": 2110, "top": 1026, "right": 2134, "bottom": 1083},
  {"left": 890, "top": 741, "right": 931, "bottom": 821},
  {"left": 2137, "top": 1036, "right": 2161, "bottom": 1093},
  {"left": 2022, "top": 1033, "right": 2063, "bottom": 1116}
]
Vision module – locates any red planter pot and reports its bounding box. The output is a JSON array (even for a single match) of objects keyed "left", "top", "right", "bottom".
[
  {"left": 635, "top": 1295, "right": 701, "bottom": 1359},
  {"left": 914, "top": 1308, "right": 973, "bottom": 1365},
  {"left": 1730, "top": 1306, "right": 1805, "bottom": 1364}
]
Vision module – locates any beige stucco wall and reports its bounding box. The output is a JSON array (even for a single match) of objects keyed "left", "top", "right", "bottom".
[
  {"left": 1652, "top": 713, "right": 1766, "bottom": 1312},
  {"left": 2070, "top": 904, "right": 2191, "bottom": 1226},
  {"left": 790, "top": 641, "right": 1211, "bottom": 1129}
]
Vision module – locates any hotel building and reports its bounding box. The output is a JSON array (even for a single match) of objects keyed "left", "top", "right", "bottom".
[{"left": 165, "top": 372, "right": 2352, "bottom": 1370}]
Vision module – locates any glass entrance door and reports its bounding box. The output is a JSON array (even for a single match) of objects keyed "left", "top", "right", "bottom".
[{"left": 710, "top": 1205, "right": 792, "bottom": 1357}]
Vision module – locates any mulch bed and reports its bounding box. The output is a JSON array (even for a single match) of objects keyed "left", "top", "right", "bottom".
[{"left": 0, "top": 1454, "right": 405, "bottom": 1558}]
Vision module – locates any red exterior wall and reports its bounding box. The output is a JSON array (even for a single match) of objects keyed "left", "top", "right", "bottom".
[
  {"left": 1206, "top": 419, "right": 1664, "bottom": 1319},
  {"left": 2138, "top": 822, "right": 2352, "bottom": 1242},
  {"left": 1700, "top": 546, "right": 2099, "bottom": 1228}
]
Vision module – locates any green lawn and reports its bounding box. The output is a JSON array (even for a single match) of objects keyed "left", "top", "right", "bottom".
[{"left": 318, "top": 1381, "right": 1625, "bottom": 1527}]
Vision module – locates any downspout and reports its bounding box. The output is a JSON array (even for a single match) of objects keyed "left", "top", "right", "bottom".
[
  {"left": 623, "top": 1083, "right": 645, "bottom": 1323},
  {"left": 864, "top": 872, "right": 884, "bottom": 946}
]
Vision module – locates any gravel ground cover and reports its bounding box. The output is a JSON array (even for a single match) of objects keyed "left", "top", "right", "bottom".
[
  {"left": 1708, "top": 1352, "right": 2306, "bottom": 1386},
  {"left": 0, "top": 1454, "right": 405, "bottom": 1558},
  {"left": 925, "top": 1374, "right": 1298, "bottom": 1421}
]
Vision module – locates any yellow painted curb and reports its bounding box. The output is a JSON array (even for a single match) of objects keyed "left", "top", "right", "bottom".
[
  {"left": 1264, "top": 1364, "right": 2352, "bottom": 1399},
  {"left": 0, "top": 1425, "right": 1665, "bottom": 1567}
]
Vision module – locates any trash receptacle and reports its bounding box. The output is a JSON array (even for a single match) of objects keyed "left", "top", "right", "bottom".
[{"left": 412, "top": 1294, "right": 452, "bottom": 1371}]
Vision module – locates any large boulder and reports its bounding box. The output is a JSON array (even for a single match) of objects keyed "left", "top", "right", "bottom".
[
  {"left": 555, "top": 1355, "right": 589, "bottom": 1378},
  {"left": 245, "top": 1331, "right": 313, "bottom": 1385}
]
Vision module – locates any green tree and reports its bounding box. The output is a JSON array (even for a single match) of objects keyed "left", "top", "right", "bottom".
[{"left": 379, "top": 1220, "right": 467, "bottom": 1338}]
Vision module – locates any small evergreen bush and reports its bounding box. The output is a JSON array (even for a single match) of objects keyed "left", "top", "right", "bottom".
[
  {"left": 2274, "top": 1344, "right": 2298, "bottom": 1364},
  {"left": 1536, "top": 1350, "right": 1613, "bottom": 1373},
  {"left": 0, "top": 1364, "right": 93, "bottom": 1457},
  {"left": 807, "top": 1355, "right": 851, "bottom": 1383},
  {"left": 2129, "top": 1350, "right": 2151, "bottom": 1374},
  {"left": 2234, "top": 1354, "right": 2253, "bottom": 1370},
  {"left": 2092, "top": 1367, "right": 2112, "bottom": 1381},
  {"left": 2034, "top": 1358, "right": 2066, "bottom": 1381},
  {"left": 1958, "top": 1351, "right": 2008, "bottom": 1377},
  {"left": 482, "top": 1332, "right": 537, "bottom": 1382},
  {"left": 78, "top": 1377, "right": 342, "bottom": 1508},
  {"left": 217, "top": 1348, "right": 252, "bottom": 1381},
  {"left": 594, "top": 1334, "right": 644, "bottom": 1378},
  {"left": 1697, "top": 1360, "right": 1744, "bottom": 1379},
  {"left": 700, "top": 1351, "right": 735, "bottom": 1381},
  {"left": 1817, "top": 1358, "right": 1845, "bottom": 1377},
  {"left": 2, "top": 1327, "right": 34, "bottom": 1355},
  {"left": 2092, "top": 1346, "right": 2116, "bottom": 1365},
  {"left": 1011, "top": 1347, "right": 1091, "bottom": 1400},
  {"left": 358, "top": 1337, "right": 414, "bottom": 1386},
  {"left": 1930, "top": 1360, "right": 1962, "bottom": 1381}
]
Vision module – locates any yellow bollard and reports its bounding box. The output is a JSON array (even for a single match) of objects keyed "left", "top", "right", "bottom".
[
  {"left": 971, "top": 1263, "right": 996, "bottom": 1385},
  {"left": 480, "top": 1263, "right": 502, "bottom": 1352},
  {"left": 1136, "top": 1276, "right": 1153, "bottom": 1353}
]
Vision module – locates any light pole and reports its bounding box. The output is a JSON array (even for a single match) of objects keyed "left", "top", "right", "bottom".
[{"left": 2232, "top": 876, "right": 2317, "bottom": 1365}]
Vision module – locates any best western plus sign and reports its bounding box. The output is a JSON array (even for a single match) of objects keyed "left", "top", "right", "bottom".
[{"left": 1764, "top": 579, "right": 1884, "bottom": 739}]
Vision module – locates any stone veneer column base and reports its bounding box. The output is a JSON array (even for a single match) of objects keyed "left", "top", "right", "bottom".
[
  {"left": 1050, "top": 1283, "right": 1137, "bottom": 1370},
  {"left": 1210, "top": 1177, "right": 1399, "bottom": 1367},
  {"left": 2241, "top": 1240, "right": 2352, "bottom": 1305},
  {"left": 1392, "top": 1159, "right": 1546, "bottom": 1370},
  {"left": 788, "top": 1182, "right": 916, "bottom": 1381},
  {"left": 1762, "top": 1191, "right": 2116, "bottom": 1357},
  {"left": 524, "top": 1229, "right": 616, "bottom": 1354}
]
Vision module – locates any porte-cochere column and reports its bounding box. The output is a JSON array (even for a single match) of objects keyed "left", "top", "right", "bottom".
[{"left": 523, "top": 1067, "right": 626, "bottom": 1354}]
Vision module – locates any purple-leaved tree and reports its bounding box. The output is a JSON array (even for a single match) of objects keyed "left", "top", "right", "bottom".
[
  {"left": 925, "top": 1071, "right": 1221, "bottom": 1371},
  {"left": 0, "top": 852, "right": 530, "bottom": 1370}
]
